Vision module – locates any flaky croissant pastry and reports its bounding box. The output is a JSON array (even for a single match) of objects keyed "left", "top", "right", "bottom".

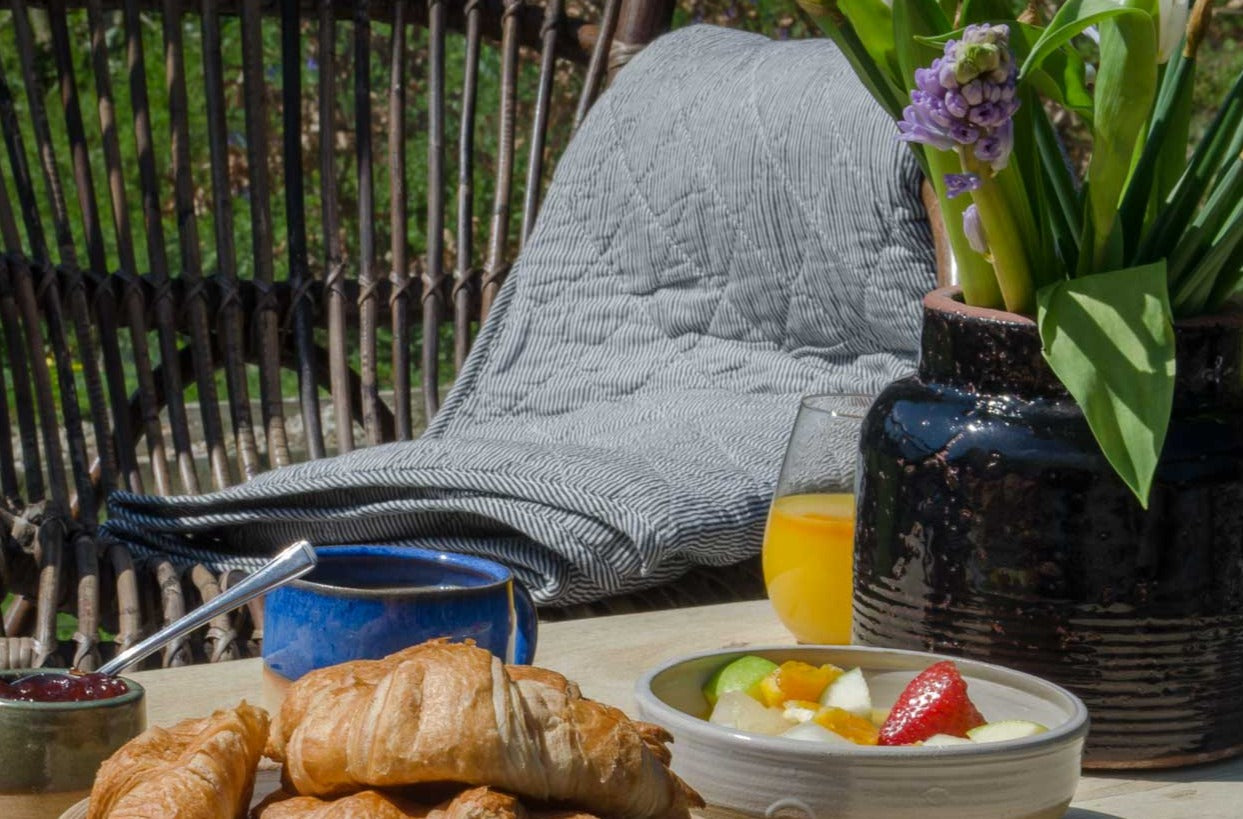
[
  {"left": 252, "top": 785, "right": 599, "bottom": 819},
  {"left": 88, "top": 700, "right": 269, "bottom": 819},
  {"left": 266, "top": 641, "right": 701, "bottom": 818},
  {"left": 251, "top": 788, "right": 427, "bottom": 819}
]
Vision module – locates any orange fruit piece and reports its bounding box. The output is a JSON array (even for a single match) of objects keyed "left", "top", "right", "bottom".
[
  {"left": 814, "top": 706, "right": 881, "bottom": 745},
  {"left": 756, "top": 661, "right": 844, "bottom": 707}
]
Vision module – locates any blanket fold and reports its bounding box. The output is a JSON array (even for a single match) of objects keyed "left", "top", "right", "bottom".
[{"left": 103, "top": 25, "right": 934, "bottom": 606}]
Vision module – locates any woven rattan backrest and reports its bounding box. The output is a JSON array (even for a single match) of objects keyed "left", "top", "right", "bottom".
[{"left": 0, "top": 0, "right": 672, "bottom": 668}]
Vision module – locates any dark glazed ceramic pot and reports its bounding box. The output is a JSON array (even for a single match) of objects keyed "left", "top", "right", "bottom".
[{"left": 854, "top": 287, "right": 1243, "bottom": 769}]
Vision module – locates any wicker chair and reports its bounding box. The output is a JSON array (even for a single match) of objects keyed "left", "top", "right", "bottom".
[{"left": 0, "top": 0, "right": 678, "bottom": 670}]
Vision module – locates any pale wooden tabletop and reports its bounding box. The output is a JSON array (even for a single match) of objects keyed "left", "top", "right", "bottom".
[{"left": 4, "top": 599, "right": 1240, "bottom": 818}]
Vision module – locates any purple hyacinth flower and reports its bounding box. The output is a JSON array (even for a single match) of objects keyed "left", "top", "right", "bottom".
[
  {"left": 946, "top": 173, "right": 983, "bottom": 199},
  {"left": 895, "top": 22, "right": 1019, "bottom": 174},
  {"left": 975, "top": 120, "right": 1015, "bottom": 172},
  {"left": 945, "top": 91, "right": 970, "bottom": 119},
  {"left": 898, "top": 115, "right": 956, "bottom": 152},
  {"left": 950, "top": 123, "right": 980, "bottom": 145},
  {"left": 915, "top": 65, "right": 943, "bottom": 97},
  {"left": 968, "top": 102, "right": 1003, "bottom": 128}
]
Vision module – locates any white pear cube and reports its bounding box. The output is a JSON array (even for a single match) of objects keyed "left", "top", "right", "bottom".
[
  {"left": 782, "top": 702, "right": 818, "bottom": 723},
  {"left": 709, "top": 690, "right": 794, "bottom": 736},
  {"left": 967, "top": 720, "right": 1049, "bottom": 743},
  {"left": 818, "top": 667, "right": 872, "bottom": 718}
]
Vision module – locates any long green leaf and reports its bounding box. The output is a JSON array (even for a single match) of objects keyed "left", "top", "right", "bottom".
[
  {"left": 838, "top": 0, "right": 903, "bottom": 89},
  {"left": 797, "top": 0, "right": 906, "bottom": 120},
  {"left": 1008, "top": 23, "right": 1095, "bottom": 124},
  {"left": 1208, "top": 224, "right": 1243, "bottom": 311},
  {"left": 1171, "top": 170, "right": 1243, "bottom": 313},
  {"left": 892, "top": 0, "right": 950, "bottom": 94},
  {"left": 1033, "top": 99, "right": 1082, "bottom": 269},
  {"left": 1037, "top": 262, "right": 1175, "bottom": 507},
  {"left": 1086, "top": 5, "right": 1158, "bottom": 272},
  {"left": 1117, "top": 41, "right": 1196, "bottom": 260},
  {"left": 1176, "top": 215, "right": 1243, "bottom": 314},
  {"left": 1154, "top": 51, "right": 1195, "bottom": 207},
  {"left": 1137, "top": 70, "right": 1243, "bottom": 266},
  {"left": 1002, "top": 89, "right": 1056, "bottom": 285},
  {"left": 1168, "top": 153, "right": 1243, "bottom": 297},
  {"left": 1018, "top": 0, "right": 1155, "bottom": 82}
]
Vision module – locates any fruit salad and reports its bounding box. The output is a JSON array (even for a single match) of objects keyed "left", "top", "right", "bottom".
[{"left": 702, "top": 655, "right": 1047, "bottom": 747}]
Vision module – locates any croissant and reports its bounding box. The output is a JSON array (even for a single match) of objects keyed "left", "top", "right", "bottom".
[
  {"left": 87, "top": 700, "right": 269, "bottom": 819},
  {"left": 252, "top": 785, "right": 600, "bottom": 819},
  {"left": 267, "top": 640, "right": 701, "bottom": 818},
  {"left": 251, "top": 788, "right": 427, "bottom": 819}
]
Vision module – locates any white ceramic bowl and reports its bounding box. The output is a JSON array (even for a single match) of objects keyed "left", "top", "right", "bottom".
[{"left": 635, "top": 645, "right": 1088, "bottom": 819}]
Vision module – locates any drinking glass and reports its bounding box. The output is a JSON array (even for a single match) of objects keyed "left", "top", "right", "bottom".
[{"left": 762, "top": 394, "right": 873, "bottom": 644}]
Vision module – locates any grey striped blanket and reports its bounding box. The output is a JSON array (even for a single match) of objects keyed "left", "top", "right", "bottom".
[{"left": 102, "top": 25, "right": 935, "bottom": 606}]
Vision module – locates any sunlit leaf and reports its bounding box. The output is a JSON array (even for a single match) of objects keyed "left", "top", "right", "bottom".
[{"left": 1037, "top": 262, "right": 1175, "bottom": 507}]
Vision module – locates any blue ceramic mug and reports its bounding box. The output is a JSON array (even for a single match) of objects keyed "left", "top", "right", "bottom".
[{"left": 262, "top": 545, "right": 537, "bottom": 682}]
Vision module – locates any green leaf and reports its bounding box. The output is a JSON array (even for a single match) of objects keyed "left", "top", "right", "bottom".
[
  {"left": 838, "top": 0, "right": 902, "bottom": 85},
  {"left": 1032, "top": 99, "right": 1082, "bottom": 269},
  {"left": 797, "top": 0, "right": 906, "bottom": 120},
  {"left": 1208, "top": 226, "right": 1243, "bottom": 311},
  {"left": 892, "top": 0, "right": 950, "bottom": 94},
  {"left": 1024, "top": 58, "right": 1094, "bottom": 124},
  {"left": 1152, "top": 48, "right": 1195, "bottom": 207},
  {"left": 1174, "top": 194, "right": 1243, "bottom": 315},
  {"left": 1138, "top": 70, "right": 1243, "bottom": 267},
  {"left": 1085, "top": 5, "right": 1158, "bottom": 272},
  {"left": 1117, "top": 43, "right": 1197, "bottom": 260},
  {"left": 1168, "top": 153, "right": 1243, "bottom": 303},
  {"left": 1037, "top": 262, "right": 1175, "bottom": 507},
  {"left": 1019, "top": 0, "right": 1155, "bottom": 82}
]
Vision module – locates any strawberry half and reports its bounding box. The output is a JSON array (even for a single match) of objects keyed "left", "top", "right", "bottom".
[{"left": 878, "top": 660, "right": 986, "bottom": 746}]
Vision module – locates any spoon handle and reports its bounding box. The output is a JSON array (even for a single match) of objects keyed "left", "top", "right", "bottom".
[{"left": 98, "top": 541, "right": 318, "bottom": 676}]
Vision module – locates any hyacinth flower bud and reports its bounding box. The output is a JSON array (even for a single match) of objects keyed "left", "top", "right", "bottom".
[{"left": 963, "top": 204, "right": 989, "bottom": 256}]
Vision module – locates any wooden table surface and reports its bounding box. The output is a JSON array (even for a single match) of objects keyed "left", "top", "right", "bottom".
[{"left": 5, "top": 599, "right": 1240, "bottom": 818}]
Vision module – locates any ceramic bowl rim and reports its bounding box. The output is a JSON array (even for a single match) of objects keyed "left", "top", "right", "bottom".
[
  {"left": 285, "top": 544, "right": 515, "bottom": 599},
  {"left": 635, "top": 644, "right": 1090, "bottom": 761},
  {"left": 0, "top": 669, "right": 145, "bottom": 712}
]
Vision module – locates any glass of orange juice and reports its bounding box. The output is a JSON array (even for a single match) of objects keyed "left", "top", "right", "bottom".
[{"left": 763, "top": 394, "right": 872, "bottom": 645}]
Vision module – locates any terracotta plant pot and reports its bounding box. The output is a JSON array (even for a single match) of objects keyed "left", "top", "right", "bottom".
[{"left": 853, "top": 286, "right": 1243, "bottom": 769}]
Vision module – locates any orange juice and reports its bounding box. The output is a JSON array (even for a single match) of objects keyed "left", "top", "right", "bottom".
[{"left": 762, "top": 492, "right": 856, "bottom": 644}]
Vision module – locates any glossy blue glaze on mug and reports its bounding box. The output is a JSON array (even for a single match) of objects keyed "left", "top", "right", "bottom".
[{"left": 262, "top": 545, "right": 537, "bottom": 682}]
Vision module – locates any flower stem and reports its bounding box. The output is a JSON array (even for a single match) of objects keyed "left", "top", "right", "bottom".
[
  {"left": 927, "top": 150, "right": 1003, "bottom": 307},
  {"left": 962, "top": 151, "right": 1035, "bottom": 314}
]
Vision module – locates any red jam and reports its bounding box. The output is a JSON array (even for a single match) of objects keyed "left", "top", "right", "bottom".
[{"left": 0, "top": 672, "right": 129, "bottom": 703}]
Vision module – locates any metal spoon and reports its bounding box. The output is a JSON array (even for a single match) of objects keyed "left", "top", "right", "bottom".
[
  {"left": 6, "top": 541, "right": 317, "bottom": 690},
  {"left": 91, "top": 540, "right": 318, "bottom": 676}
]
